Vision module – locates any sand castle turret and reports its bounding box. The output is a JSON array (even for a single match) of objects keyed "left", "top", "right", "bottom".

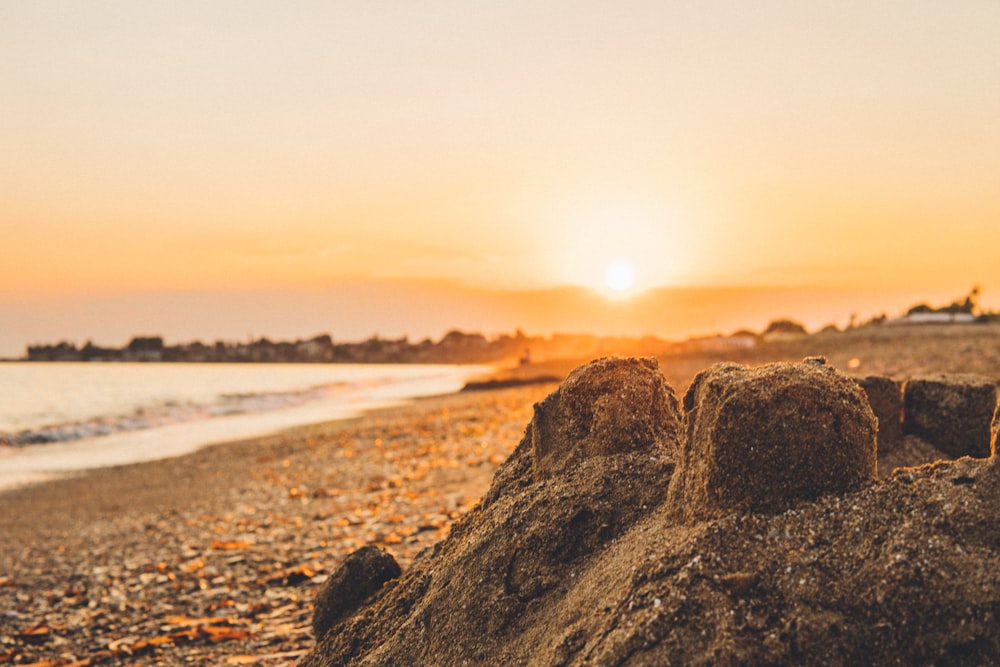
[
  {"left": 667, "top": 357, "right": 877, "bottom": 522},
  {"left": 529, "top": 356, "right": 681, "bottom": 476}
]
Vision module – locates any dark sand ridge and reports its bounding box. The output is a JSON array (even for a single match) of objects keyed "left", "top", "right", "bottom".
[{"left": 303, "top": 356, "right": 1000, "bottom": 666}]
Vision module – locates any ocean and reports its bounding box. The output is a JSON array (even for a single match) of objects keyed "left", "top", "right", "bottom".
[{"left": 0, "top": 362, "right": 488, "bottom": 490}]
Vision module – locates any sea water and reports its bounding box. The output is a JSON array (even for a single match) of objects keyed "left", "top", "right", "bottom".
[{"left": 0, "top": 362, "right": 488, "bottom": 490}]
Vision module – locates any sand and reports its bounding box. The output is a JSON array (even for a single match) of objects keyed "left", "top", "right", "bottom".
[
  {"left": 0, "top": 384, "right": 554, "bottom": 666},
  {"left": 301, "top": 354, "right": 1000, "bottom": 666},
  {"left": 3, "top": 322, "right": 1000, "bottom": 665}
]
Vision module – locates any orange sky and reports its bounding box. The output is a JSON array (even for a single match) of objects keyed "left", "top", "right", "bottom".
[{"left": 1, "top": 2, "right": 998, "bottom": 356}]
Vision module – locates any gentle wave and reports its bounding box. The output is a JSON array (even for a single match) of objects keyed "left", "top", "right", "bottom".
[
  {"left": 0, "top": 382, "right": 352, "bottom": 447},
  {"left": 0, "top": 363, "right": 490, "bottom": 490},
  {"left": 0, "top": 363, "right": 488, "bottom": 449}
]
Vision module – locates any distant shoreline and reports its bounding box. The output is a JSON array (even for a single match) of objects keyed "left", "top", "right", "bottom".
[
  {"left": 20, "top": 329, "right": 686, "bottom": 365},
  {"left": 18, "top": 292, "right": 998, "bottom": 366}
]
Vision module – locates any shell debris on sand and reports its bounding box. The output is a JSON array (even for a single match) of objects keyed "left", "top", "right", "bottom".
[{"left": 303, "top": 356, "right": 1000, "bottom": 667}]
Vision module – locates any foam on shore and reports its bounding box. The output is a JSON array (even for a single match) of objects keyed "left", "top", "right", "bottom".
[{"left": 0, "top": 367, "right": 487, "bottom": 491}]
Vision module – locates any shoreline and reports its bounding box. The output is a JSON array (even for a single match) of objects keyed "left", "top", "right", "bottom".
[
  {"left": 0, "top": 396, "right": 412, "bottom": 493},
  {"left": 0, "top": 363, "right": 495, "bottom": 492}
]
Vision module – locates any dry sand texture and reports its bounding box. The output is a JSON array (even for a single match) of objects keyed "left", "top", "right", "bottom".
[
  {"left": 303, "top": 356, "right": 1000, "bottom": 666},
  {"left": 0, "top": 386, "right": 553, "bottom": 665}
]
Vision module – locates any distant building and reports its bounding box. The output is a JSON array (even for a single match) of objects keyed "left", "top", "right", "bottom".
[
  {"left": 889, "top": 312, "right": 977, "bottom": 325},
  {"left": 681, "top": 334, "right": 757, "bottom": 353}
]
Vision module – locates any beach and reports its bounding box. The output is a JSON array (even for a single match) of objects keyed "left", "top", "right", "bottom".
[
  {"left": 4, "top": 323, "right": 1000, "bottom": 665},
  {"left": 0, "top": 381, "right": 556, "bottom": 666}
]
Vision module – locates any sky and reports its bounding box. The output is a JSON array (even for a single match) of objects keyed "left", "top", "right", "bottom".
[{"left": 1, "top": 1, "right": 998, "bottom": 357}]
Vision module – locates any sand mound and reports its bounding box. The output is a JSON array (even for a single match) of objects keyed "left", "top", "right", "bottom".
[{"left": 301, "top": 357, "right": 1000, "bottom": 666}]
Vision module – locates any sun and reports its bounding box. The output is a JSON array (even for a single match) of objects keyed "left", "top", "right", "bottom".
[
  {"left": 545, "top": 193, "right": 687, "bottom": 295},
  {"left": 603, "top": 259, "right": 636, "bottom": 293}
]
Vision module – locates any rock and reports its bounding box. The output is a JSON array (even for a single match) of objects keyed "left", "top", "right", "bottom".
[
  {"left": 855, "top": 375, "right": 903, "bottom": 455},
  {"left": 312, "top": 546, "right": 401, "bottom": 639},
  {"left": 667, "top": 357, "right": 877, "bottom": 521},
  {"left": 902, "top": 374, "right": 997, "bottom": 459},
  {"left": 529, "top": 356, "right": 681, "bottom": 476}
]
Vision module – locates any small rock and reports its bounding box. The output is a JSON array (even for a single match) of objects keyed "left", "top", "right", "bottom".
[
  {"left": 530, "top": 356, "right": 681, "bottom": 476},
  {"left": 902, "top": 374, "right": 997, "bottom": 459},
  {"left": 668, "top": 357, "right": 877, "bottom": 521},
  {"left": 312, "top": 546, "right": 401, "bottom": 639}
]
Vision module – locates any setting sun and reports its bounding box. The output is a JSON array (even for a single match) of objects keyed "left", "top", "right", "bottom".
[
  {"left": 543, "top": 192, "right": 691, "bottom": 297},
  {"left": 604, "top": 260, "right": 636, "bottom": 293}
]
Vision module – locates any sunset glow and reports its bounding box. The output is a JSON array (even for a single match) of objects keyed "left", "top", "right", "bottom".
[
  {"left": 1, "top": 2, "right": 998, "bottom": 356},
  {"left": 604, "top": 260, "right": 637, "bottom": 294}
]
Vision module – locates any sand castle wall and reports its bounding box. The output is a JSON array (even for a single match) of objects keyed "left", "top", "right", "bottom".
[{"left": 856, "top": 372, "right": 999, "bottom": 465}]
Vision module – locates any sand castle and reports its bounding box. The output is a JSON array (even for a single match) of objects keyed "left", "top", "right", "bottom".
[
  {"left": 302, "top": 357, "right": 1000, "bottom": 666},
  {"left": 667, "top": 357, "right": 877, "bottom": 523}
]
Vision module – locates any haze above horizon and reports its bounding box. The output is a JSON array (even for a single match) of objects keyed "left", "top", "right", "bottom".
[{"left": 2, "top": 2, "right": 998, "bottom": 357}]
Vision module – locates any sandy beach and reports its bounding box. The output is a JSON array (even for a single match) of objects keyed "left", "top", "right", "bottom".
[
  {"left": 0, "top": 381, "right": 556, "bottom": 666},
  {"left": 3, "top": 323, "right": 1000, "bottom": 666},
  {"left": 7, "top": 3, "right": 997, "bottom": 663}
]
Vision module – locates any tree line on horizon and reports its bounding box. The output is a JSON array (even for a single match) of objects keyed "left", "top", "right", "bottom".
[
  {"left": 23, "top": 329, "right": 686, "bottom": 365},
  {"left": 23, "top": 288, "right": 998, "bottom": 364}
]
